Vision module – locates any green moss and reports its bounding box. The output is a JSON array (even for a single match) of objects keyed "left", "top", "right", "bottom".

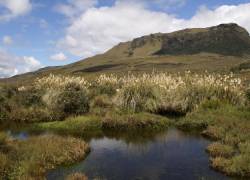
[
  {"left": 102, "top": 112, "right": 171, "bottom": 131},
  {"left": 32, "top": 116, "right": 102, "bottom": 136}
]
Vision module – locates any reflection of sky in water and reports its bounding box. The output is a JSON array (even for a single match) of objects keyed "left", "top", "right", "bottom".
[
  {"left": 7, "top": 130, "right": 29, "bottom": 140},
  {"left": 47, "top": 129, "right": 230, "bottom": 180}
]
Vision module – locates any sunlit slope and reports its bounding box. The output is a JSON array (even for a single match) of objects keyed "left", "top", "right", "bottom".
[{"left": 2, "top": 23, "right": 250, "bottom": 84}]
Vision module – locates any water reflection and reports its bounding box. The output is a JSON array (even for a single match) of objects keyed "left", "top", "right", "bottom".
[{"left": 47, "top": 128, "right": 230, "bottom": 180}]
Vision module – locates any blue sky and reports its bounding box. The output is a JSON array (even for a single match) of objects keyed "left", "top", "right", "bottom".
[{"left": 0, "top": 0, "right": 250, "bottom": 77}]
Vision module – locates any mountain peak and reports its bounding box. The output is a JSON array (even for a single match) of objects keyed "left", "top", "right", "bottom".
[{"left": 106, "top": 23, "right": 250, "bottom": 57}]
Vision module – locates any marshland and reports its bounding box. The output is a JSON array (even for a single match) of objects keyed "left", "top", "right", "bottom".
[{"left": 0, "top": 72, "right": 250, "bottom": 179}]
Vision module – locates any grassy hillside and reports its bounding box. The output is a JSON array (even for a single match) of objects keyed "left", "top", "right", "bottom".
[{"left": 1, "top": 23, "right": 250, "bottom": 85}]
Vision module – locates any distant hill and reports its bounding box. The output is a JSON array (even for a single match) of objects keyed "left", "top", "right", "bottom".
[{"left": 1, "top": 23, "right": 250, "bottom": 84}]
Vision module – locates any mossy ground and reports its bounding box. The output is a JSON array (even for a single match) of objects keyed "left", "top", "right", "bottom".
[
  {"left": 31, "top": 112, "right": 172, "bottom": 136},
  {"left": 176, "top": 101, "right": 250, "bottom": 177}
]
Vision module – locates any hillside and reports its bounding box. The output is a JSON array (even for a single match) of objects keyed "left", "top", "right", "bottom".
[{"left": 2, "top": 23, "right": 250, "bottom": 84}]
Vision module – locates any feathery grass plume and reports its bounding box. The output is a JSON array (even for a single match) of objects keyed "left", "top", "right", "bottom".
[
  {"left": 35, "top": 74, "right": 90, "bottom": 90},
  {"left": 114, "top": 72, "right": 246, "bottom": 114},
  {"left": 34, "top": 72, "right": 247, "bottom": 115}
]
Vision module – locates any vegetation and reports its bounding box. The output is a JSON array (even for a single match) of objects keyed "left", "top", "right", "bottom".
[
  {"left": 66, "top": 172, "right": 88, "bottom": 180},
  {"left": 0, "top": 134, "right": 90, "bottom": 179},
  {"left": 176, "top": 101, "right": 250, "bottom": 177},
  {"left": 2, "top": 72, "right": 244, "bottom": 124},
  {"left": 0, "top": 71, "right": 249, "bottom": 178},
  {"left": 32, "top": 116, "right": 103, "bottom": 137},
  {"left": 102, "top": 112, "right": 171, "bottom": 130}
]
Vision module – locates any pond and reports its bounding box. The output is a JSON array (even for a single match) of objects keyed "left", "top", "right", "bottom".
[{"left": 47, "top": 128, "right": 231, "bottom": 180}]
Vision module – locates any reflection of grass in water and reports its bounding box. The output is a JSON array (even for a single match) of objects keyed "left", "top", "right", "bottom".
[
  {"left": 177, "top": 100, "right": 250, "bottom": 177},
  {"left": 0, "top": 134, "right": 90, "bottom": 179}
]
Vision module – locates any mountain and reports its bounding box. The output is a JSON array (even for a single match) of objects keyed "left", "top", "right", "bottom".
[{"left": 2, "top": 23, "right": 250, "bottom": 84}]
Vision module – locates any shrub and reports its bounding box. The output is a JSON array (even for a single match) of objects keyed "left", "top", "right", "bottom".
[
  {"left": 46, "top": 83, "right": 89, "bottom": 118},
  {"left": 246, "top": 88, "right": 250, "bottom": 101},
  {"left": 15, "top": 86, "right": 44, "bottom": 107},
  {"left": 0, "top": 86, "right": 14, "bottom": 122}
]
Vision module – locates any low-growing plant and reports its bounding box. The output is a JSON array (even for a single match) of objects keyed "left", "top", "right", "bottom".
[
  {"left": 207, "top": 142, "right": 234, "bottom": 158},
  {"left": 32, "top": 116, "right": 102, "bottom": 136},
  {"left": 7, "top": 106, "right": 52, "bottom": 123},
  {"left": 6, "top": 134, "right": 90, "bottom": 179},
  {"left": 177, "top": 101, "right": 250, "bottom": 177},
  {"left": 0, "top": 152, "right": 9, "bottom": 178},
  {"left": 102, "top": 112, "right": 171, "bottom": 130},
  {"left": 66, "top": 172, "right": 88, "bottom": 180}
]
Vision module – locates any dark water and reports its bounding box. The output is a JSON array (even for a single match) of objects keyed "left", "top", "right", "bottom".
[{"left": 47, "top": 129, "right": 230, "bottom": 180}]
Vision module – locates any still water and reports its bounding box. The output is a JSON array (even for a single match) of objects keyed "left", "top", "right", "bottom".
[{"left": 47, "top": 128, "right": 230, "bottom": 180}]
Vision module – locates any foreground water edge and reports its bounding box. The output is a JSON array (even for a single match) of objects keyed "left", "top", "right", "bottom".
[{"left": 46, "top": 128, "right": 231, "bottom": 180}]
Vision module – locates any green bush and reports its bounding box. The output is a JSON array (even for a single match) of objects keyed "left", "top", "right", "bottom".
[
  {"left": 51, "top": 83, "right": 89, "bottom": 118},
  {"left": 246, "top": 88, "right": 250, "bottom": 101},
  {"left": 15, "top": 87, "right": 44, "bottom": 107},
  {"left": 0, "top": 86, "right": 14, "bottom": 121}
]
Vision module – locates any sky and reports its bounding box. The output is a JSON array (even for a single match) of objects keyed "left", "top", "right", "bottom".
[{"left": 1, "top": 0, "right": 250, "bottom": 78}]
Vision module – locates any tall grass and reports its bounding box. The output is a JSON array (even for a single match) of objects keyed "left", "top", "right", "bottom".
[{"left": 1, "top": 71, "right": 247, "bottom": 123}]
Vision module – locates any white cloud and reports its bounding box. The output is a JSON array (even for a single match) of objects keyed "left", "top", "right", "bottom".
[
  {"left": 55, "top": 0, "right": 98, "bottom": 18},
  {"left": 2, "top": 35, "right": 13, "bottom": 45},
  {"left": 0, "top": 0, "right": 32, "bottom": 21},
  {"left": 50, "top": 52, "right": 67, "bottom": 61},
  {"left": 0, "top": 49, "right": 42, "bottom": 78},
  {"left": 57, "top": 2, "right": 250, "bottom": 58}
]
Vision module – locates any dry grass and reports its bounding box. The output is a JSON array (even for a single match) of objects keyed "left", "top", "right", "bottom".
[{"left": 0, "top": 134, "right": 90, "bottom": 179}]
